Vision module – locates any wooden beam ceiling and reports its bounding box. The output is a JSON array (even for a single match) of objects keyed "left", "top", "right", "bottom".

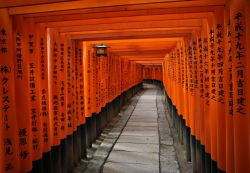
[
  {"left": 70, "top": 29, "right": 193, "bottom": 40},
  {"left": 0, "top": 0, "right": 76, "bottom": 8},
  {"left": 7, "top": 0, "right": 227, "bottom": 15},
  {"left": 23, "top": 6, "right": 217, "bottom": 20},
  {"left": 1, "top": 0, "right": 228, "bottom": 66},
  {"left": 41, "top": 13, "right": 209, "bottom": 27}
]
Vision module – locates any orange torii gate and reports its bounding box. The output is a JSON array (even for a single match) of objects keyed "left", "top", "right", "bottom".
[
  {"left": 0, "top": 0, "right": 249, "bottom": 173},
  {"left": 162, "top": 2, "right": 250, "bottom": 173},
  {"left": 142, "top": 65, "right": 163, "bottom": 81}
]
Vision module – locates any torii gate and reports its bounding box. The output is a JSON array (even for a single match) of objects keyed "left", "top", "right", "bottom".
[{"left": 0, "top": 0, "right": 249, "bottom": 173}]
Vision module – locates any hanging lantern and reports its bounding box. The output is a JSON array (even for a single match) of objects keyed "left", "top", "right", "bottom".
[{"left": 93, "top": 44, "right": 109, "bottom": 57}]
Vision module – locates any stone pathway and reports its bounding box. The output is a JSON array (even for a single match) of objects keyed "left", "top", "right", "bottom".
[
  {"left": 102, "top": 84, "right": 180, "bottom": 173},
  {"left": 76, "top": 84, "right": 182, "bottom": 173}
]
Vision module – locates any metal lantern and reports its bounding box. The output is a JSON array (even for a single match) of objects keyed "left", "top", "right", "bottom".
[{"left": 93, "top": 44, "right": 109, "bottom": 57}]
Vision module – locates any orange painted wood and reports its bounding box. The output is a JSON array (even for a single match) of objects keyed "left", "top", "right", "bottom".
[
  {"left": 41, "top": 13, "right": 209, "bottom": 28},
  {"left": 58, "top": 34, "right": 67, "bottom": 139},
  {"left": 77, "top": 41, "right": 85, "bottom": 124},
  {"left": 194, "top": 34, "right": 202, "bottom": 142},
  {"left": 230, "top": 0, "right": 250, "bottom": 172},
  {"left": 65, "top": 36, "right": 74, "bottom": 135},
  {"left": 224, "top": 7, "right": 235, "bottom": 173},
  {"left": 83, "top": 42, "right": 92, "bottom": 117},
  {"left": 183, "top": 39, "right": 190, "bottom": 126},
  {"left": 22, "top": 4, "right": 219, "bottom": 19},
  {"left": 187, "top": 39, "right": 196, "bottom": 136},
  {"left": 48, "top": 29, "right": 62, "bottom": 146},
  {"left": 57, "top": 19, "right": 202, "bottom": 33},
  {"left": 212, "top": 8, "right": 227, "bottom": 171},
  {"left": 197, "top": 35, "right": 205, "bottom": 145},
  {"left": 8, "top": 0, "right": 227, "bottom": 15},
  {"left": 192, "top": 34, "right": 201, "bottom": 140},
  {"left": 12, "top": 16, "right": 33, "bottom": 173},
  {"left": 36, "top": 23, "right": 52, "bottom": 153},
  {"left": 25, "top": 19, "right": 43, "bottom": 161},
  {"left": 207, "top": 15, "right": 218, "bottom": 162},
  {"left": 0, "top": 0, "right": 74, "bottom": 8},
  {"left": 71, "top": 40, "right": 77, "bottom": 131},
  {"left": 176, "top": 42, "right": 184, "bottom": 116},
  {"left": 0, "top": 9, "right": 20, "bottom": 173},
  {"left": 202, "top": 22, "right": 212, "bottom": 153}
]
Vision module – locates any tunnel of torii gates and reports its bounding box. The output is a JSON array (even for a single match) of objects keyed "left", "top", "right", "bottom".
[{"left": 0, "top": 0, "right": 249, "bottom": 173}]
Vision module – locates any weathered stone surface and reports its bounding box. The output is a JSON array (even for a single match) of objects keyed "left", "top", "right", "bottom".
[
  {"left": 117, "top": 135, "right": 159, "bottom": 144},
  {"left": 134, "top": 107, "right": 157, "bottom": 111},
  {"left": 132, "top": 110, "right": 158, "bottom": 115},
  {"left": 160, "top": 136, "right": 174, "bottom": 145},
  {"left": 107, "top": 150, "right": 159, "bottom": 165},
  {"left": 113, "top": 142, "right": 159, "bottom": 153},
  {"left": 121, "top": 128, "right": 158, "bottom": 137},
  {"left": 123, "top": 126, "right": 158, "bottom": 131},
  {"left": 129, "top": 117, "right": 158, "bottom": 122},
  {"left": 126, "top": 121, "right": 158, "bottom": 127},
  {"left": 160, "top": 145, "right": 177, "bottom": 161},
  {"left": 103, "top": 162, "right": 159, "bottom": 173},
  {"left": 160, "top": 161, "right": 180, "bottom": 173}
]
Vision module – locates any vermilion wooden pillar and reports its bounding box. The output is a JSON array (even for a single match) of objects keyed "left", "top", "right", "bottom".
[
  {"left": 212, "top": 8, "right": 227, "bottom": 173},
  {"left": 206, "top": 14, "right": 219, "bottom": 172},
  {"left": 224, "top": 6, "right": 235, "bottom": 173},
  {"left": 230, "top": 0, "right": 250, "bottom": 172},
  {"left": 197, "top": 34, "right": 206, "bottom": 173},
  {"left": 202, "top": 19, "right": 212, "bottom": 173},
  {"left": 47, "top": 28, "right": 63, "bottom": 173},
  {"left": 25, "top": 18, "right": 43, "bottom": 173},
  {"left": 12, "top": 16, "right": 33, "bottom": 173},
  {"left": 83, "top": 42, "right": 93, "bottom": 148},
  {"left": 35, "top": 23, "right": 52, "bottom": 173},
  {"left": 183, "top": 38, "right": 191, "bottom": 162},
  {"left": 0, "top": 9, "right": 20, "bottom": 173}
]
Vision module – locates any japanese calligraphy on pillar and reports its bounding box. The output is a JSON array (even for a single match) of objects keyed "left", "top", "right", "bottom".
[
  {"left": 203, "top": 38, "right": 210, "bottom": 105},
  {"left": 172, "top": 51, "right": 176, "bottom": 83},
  {"left": 0, "top": 27, "right": 13, "bottom": 169},
  {"left": 0, "top": 28, "right": 8, "bottom": 54},
  {"left": 184, "top": 45, "right": 189, "bottom": 94},
  {"left": 177, "top": 48, "right": 181, "bottom": 85},
  {"left": 97, "top": 54, "right": 101, "bottom": 112},
  {"left": 87, "top": 50, "right": 91, "bottom": 113},
  {"left": 198, "top": 38, "right": 204, "bottom": 97},
  {"left": 188, "top": 44, "right": 194, "bottom": 95},
  {"left": 67, "top": 44, "right": 73, "bottom": 132},
  {"left": 73, "top": 44, "right": 79, "bottom": 126},
  {"left": 209, "top": 29, "right": 217, "bottom": 101},
  {"left": 16, "top": 32, "right": 23, "bottom": 79},
  {"left": 227, "top": 21, "right": 234, "bottom": 115},
  {"left": 51, "top": 39, "right": 60, "bottom": 144},
  {"left": 216, "top": 24, "right": 225, "bottom": 104},
  {"left": 92, "top": 49, "right": 97, "bottom": 113},
  {"left": 59, "top": 40, "right": 66, "bottom": 137},
  {"left": 234, "top": 12, "right": 246, "bottom": 115},
  {"left": 27, "top": 32, "right": 42, "bottom": 159},
  {"left": 0, "top": 15, "right": 19, "bottom": 172},
  {"left": 36, "top": 27, "right": 50, "bottom": 152},
  {"left": 181, "top": 46, "right": 185, "bottom": 89},
  {"left": 78, "top": 45, "right": 85, "bottom": 123},
  {"left": 40, "top": 38, "right": 46, "bottom": 81},
  {"left": 193, "top": 41, "right": 198, "bottom": 90},
  {"left": 13, "top": 17, "right": 33, "bottom": 172},
  {"left": 1, "top": 76, "right": 17, "bottom": 172}
]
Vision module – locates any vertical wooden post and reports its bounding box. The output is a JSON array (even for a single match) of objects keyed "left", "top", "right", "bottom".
[
  {"left": 0, "top": 8, "right": 20, "bottom": 173},
  {"left": 12, "top": 15, "right": 33, "bottom": 173},
  {"left": 230, "top": 0, "right": 250, "bottom": 172}
]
